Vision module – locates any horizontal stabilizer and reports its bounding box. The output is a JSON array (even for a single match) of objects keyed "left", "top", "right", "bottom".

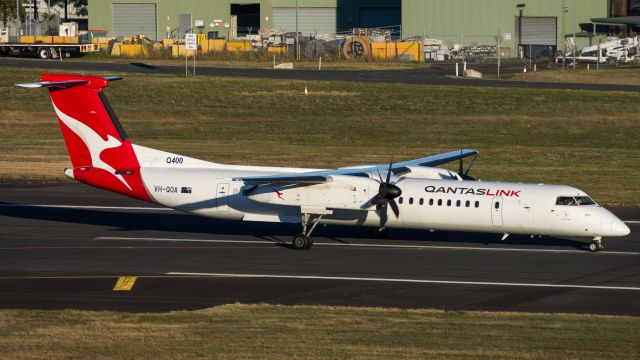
[
  {"left": 15, "top": 80, "right": 89, "bottom": 89},
  {"left": 15, "top": 76, "right": 122, "bottom": 89}
]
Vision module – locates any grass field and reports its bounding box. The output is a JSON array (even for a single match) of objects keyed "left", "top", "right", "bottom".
[
  {"left": 0, "top": 304, "right": 638, "bottom": 359},
  {"left": 499, "top": 67, "right": 640, "bottom": 85},
  {"left": 81, "top": 52, "right": 430, "bottom": 70},
  {"left": 0, "top": 67, "right": 638, "bottom": 206}
]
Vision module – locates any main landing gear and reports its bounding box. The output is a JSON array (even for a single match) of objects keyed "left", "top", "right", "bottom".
[
  {"left": 292, "top": 213, "right": 324, "bottom": 250},
  {"left": 589, "top": 236, "right": 604, "bottom": 252}
]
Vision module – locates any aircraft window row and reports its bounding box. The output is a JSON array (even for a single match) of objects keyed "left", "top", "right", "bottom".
[
  {"left": 556, "top": 196, "right": 596, "bottom": 206},
  {"left": 399, "top": 197, "right": 480, "bottom": 208}
]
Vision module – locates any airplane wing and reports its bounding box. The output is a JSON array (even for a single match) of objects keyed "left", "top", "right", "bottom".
[
  {"left": 235, "top": 149, "right": 478, "bottom": 185},
  {"left": 391, "top": 149, "right": 478, "bottom": 168}
]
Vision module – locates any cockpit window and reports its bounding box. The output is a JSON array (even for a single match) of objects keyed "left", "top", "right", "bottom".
[
  {"left": 575, "top": 196, "right": 596, "bottom": 206},
  {"left": 556, "top": 196, "right": 596, "bottom": 206},
  {"left": 556, "top": 197, "right": 576, "bottom": 206}
]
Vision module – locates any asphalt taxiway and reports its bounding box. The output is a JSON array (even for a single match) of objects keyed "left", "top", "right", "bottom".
[
  {"left": 1, "top": 182, "right": 638, "bottom": 314},
  {"left": 2, "top": 57, "right": 639, "bottom": 92}
]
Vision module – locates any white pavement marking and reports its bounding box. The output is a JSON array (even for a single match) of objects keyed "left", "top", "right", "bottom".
[
  {"left": 166, "top": 272, "right": 640, "bottom": 291},
  {"left": 0, "top": 204, "right": 173, "bottom": 211},
  {"left": 95, "top": 236, "right": 640, "bottom": 256}
]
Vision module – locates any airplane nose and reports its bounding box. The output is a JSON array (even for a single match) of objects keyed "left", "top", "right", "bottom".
[
  {"left": 612, "top": 219, "right": 631, "bottom": 237},
  {"left": 600, "top": 210, "right": 631, "bottom": 237}
]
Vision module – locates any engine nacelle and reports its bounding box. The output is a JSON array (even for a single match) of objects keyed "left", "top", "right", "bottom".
[
  {"left": 246, "top": 176, "right": 375, "bottom": 210},
  {"left": 404, "top": 166, "right": 460, "bottom": 180}
]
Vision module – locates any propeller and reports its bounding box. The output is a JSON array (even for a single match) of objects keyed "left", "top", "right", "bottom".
[
  {"left": 457, "top": 149, "right": 477, "bottom": 181},
  {"left": 367, "top": 160, "right": 403, "bottom": 228}
]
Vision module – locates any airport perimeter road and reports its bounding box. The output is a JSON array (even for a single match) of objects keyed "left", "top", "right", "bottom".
[
  {"left": 1, "top": 57, "right": 639, "bottom": 92},
  {"left": 1, "top": 183, "right": 639, "bottom": 315}
]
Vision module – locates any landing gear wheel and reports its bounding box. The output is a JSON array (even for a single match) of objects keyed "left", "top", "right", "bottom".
[
  {"left": 369, "top": 227, "right": 389, "bottom": 239},
  {"left": 37, "top": 47, "right": 50, "bottom": 59},
  {"left": 292, "top": 233, "right": 312, "bottom": 250},
  {"left": 589, "top": 241, "right": 603, "bottom": 252}
]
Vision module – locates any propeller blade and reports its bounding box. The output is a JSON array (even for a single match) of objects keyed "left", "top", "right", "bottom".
[
  {"left": 458, "top": 149, "right": 464, "bottom": 175},
  {"left": 376, "top": 167, "right": 384, "bottom": 184},
  {"left": 377, "top": 202, "right": 389, "bottom": 227},
  {"left": 385, "top": 159, "right": 393, "bottom": 184},
  {"left": 464, "top": 156, "right": 477, "bottom": 176},
  {"left": 367, "top": 193, "right": 385, "bottom": 207},
  {"left": 389, "top": 199, "right": 400, "bottom": 218}
]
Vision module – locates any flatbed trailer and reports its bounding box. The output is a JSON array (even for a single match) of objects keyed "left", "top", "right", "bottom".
[{"left": 0, "top": 43, "right": 100, "bottom": 59}]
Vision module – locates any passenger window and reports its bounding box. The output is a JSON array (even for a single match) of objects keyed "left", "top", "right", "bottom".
[
  {"left": 438, "top": 199, "right": 442, "bottom": 206},
  {"left": 429, "top": 199, "right": 434, "bottom": 206},
  {"left": 475, "top": 201, "right": 480, "bottom": 208},
  {"left": 409, "top": 198, "right": 414, "bottom": 205},
  {"left": 447, "top": 199, "right": 451, "bottom": 206},
  {"left": 419, "top": 198, "right": 424, "bottom": 205},
  {"left": 399, "top": 197, "right": 403, "bottom": 204},
  {"left": 456, "top": 200, "right": 461, "bottom": 207},
  {"left": 494, "top": 202, "right": 500, "bottom": 209},
  {"left": 465, "top": 200, "right": 470, "bottom": 207}
]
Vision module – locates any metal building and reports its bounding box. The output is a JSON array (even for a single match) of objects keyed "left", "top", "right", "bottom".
[
  {"left": 88, "top": 0, "right": 608, "bottom": 51},
  {"left": 89, "top": 0, "right": 402, "bottom": 41}
]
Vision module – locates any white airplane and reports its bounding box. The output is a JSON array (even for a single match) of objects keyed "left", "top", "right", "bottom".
[{"left": 17, "top": 74, "right": 630, "bottom": 252}]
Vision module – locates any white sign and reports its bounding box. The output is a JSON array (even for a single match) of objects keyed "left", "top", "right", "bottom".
[
  {"left": 195, "top": 19, "right": 204, "bottom": 27},
  {"left": 185, "top": 33, "right": 197, "bottom": 51},
  {"left": 503, "top": 33, "right": 512, "bottom": 41},
  {"left": 224, "top": 23, "right": 230, "bottom": 28}
]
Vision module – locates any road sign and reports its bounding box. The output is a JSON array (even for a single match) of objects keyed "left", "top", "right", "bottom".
[{"left": 185, "top": 33, "right": 197, "bottom": 51}]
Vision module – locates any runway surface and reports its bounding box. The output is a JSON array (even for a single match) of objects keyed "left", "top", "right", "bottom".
[
  {"left": 1, "top": 182, "right": 639, "bottom": 315},
  {"left": 0, "top": 183, "right": 640, "bottom": 315},
  {"left": 2, "top": 57, "right": 639, "bottom": 92}
]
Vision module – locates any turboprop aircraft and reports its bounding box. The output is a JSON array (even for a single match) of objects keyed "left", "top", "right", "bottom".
[{"left": 17, "top": 74, "right": 630, "bottom": 251}]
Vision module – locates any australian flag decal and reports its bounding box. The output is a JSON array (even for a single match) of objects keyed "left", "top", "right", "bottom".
[{"left": 181, "top": 187, "right": 192, "bottom": 194}]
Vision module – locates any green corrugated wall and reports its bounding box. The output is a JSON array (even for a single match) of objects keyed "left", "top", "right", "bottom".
[
  {"left": 89, "top": 0, "right": 607, "bottom": 50},
  {"left": 89, "top": 0, "right": 401, "bottom": 40},
  {"left": 402, "top": 0, "right": 608, "bottom": 51}
]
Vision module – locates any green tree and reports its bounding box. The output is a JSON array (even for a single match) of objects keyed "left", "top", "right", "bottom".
[
  {"left": 50, "top": 0, "right": 87, "bottom": 17},
  {"left": 0, "top": 0, "right": 24, "bottom": 24}
]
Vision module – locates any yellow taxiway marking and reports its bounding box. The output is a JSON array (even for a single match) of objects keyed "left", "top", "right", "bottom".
[{"left": 113, "top": 276, "right": 137, "bottom": 291}]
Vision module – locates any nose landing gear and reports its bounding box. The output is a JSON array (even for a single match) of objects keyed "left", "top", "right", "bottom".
[{"left": 589, "top": 236, "right": 604, "bottom": 252}]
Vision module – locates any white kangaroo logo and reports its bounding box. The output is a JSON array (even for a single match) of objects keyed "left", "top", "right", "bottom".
[{"left": 53, "top": 103, "right": 132, "bottom": 190}]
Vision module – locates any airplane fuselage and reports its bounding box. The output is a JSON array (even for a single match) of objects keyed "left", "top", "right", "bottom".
[{"left": 135, "top": 147, "right": 628, "bottom": 240}]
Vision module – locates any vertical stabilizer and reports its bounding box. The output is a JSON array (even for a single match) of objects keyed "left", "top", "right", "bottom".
[{"left": 17, "top": 74, "right": 152, "bottom": 202}]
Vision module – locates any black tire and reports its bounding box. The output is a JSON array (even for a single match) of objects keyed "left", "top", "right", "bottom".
[
  {"left": 37, "top": 47, "right": 50, "bottom": 59},
  {"left": 369, "top": 227, "right": 389, "bottom": 240},
  {"left": 293, "top": 234, "right": 312, "bottom": 250}
]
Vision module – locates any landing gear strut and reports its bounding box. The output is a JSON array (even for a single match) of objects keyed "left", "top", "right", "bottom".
[
  {"left": 589, "top": 236, "right": 604, "bottom": 252},
  {"left": 292, "top": 213, "right": 324, "bottom": 250}
]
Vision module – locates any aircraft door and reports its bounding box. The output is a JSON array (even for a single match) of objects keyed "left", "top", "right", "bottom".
[
  {"left": 491, "top": 197, "right": 503, "bottom": 227},
  {"left": 520, "top": 200, "right": 534, "bottom": 229},
  {"left": 216, "top": 183, "right": 229, "bottom": 212}
]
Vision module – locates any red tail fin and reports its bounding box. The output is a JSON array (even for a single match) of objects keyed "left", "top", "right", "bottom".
[{"left": 35, "top": 74, "right": 151, "bottom": 202}]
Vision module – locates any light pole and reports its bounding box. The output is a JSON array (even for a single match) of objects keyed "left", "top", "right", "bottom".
[
  {"left": 572, "top": 0, "right": 576, "bottom": 69},
  {"left": 517, "top": 3, "right": 526, "bottom": 59},
  {"left": 16, "top": 0, "right": 20, "bottom": 36},
  {"left": 295, "top": 0, "right": 299, "bottom": 60}
]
